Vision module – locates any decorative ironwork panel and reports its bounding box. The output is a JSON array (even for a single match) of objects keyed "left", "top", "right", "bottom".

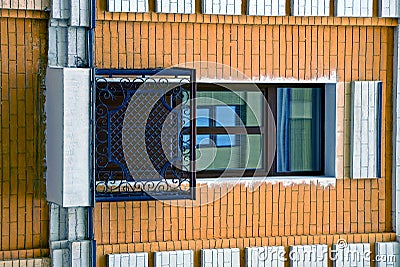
[{"left": 94, "top": 68, "right": 196, "bottom": 201}]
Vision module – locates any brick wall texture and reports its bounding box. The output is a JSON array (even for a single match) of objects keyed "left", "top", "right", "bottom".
[
  {"left": 0, "top": 0, "right": 399, "bottom": 266},
  {"left": 0, "top": 0, "right": 50, "bottom": 10},
  {"left": 0, "top": 9, "right": 49, "bottom": 260},
  {"left": 93, "top": 1, "right": 398, "bottom": 267}
]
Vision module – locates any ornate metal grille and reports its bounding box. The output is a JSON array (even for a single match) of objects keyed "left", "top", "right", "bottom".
[{"left": 94, "top": 68, "right": 196, "bottom": 201}]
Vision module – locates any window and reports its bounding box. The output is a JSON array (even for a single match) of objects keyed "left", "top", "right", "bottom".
[
  {"left": 196, "top": 83, "right": 324, "bottom": 178},
  {"left": 94, "top": 68, "right": 196, "bottom": 201},
  {"left": 197, "top": 105, "right": 244, "bottom": 148}
]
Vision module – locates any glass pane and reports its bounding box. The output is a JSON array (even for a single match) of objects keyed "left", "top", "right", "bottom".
[
  {"left": 215, "top": 106, "right": 237, "bottom": 127},
  {"left": 197, "top": 134, "right": 211, "bottom": 146},
  {"left": 216, "top": 134, "right": 237, "bottom": 147},
  {"left": 197, "top": 90, "right": 264, "bottom": 127},
  {"left": 196, "top": 134, "right": 263, "bottom": 171},
  {"left": 276, "top": 88, "right": 322, "bottom": 173},
  {"left": 197, "top": 108, "right": 210, "bottom": 127}
]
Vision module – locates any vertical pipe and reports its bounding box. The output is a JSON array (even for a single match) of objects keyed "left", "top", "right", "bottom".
[{"left": 88, "top": 0, "right": 96, "bottom": 265}]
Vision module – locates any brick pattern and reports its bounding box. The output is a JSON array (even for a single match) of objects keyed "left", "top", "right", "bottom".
[
  {"left": 0, "top": 17, "right": 49, "bottom": 254},
  {"left": 92, "top": 3, "right": 397, "bottom": 267},
  {"left": 350, "top": 81, "right": 382, "bottom": 179},
  {"left": 95, "top": 4, "right": 398, "bottom": 26},
  {"left": 154, "top": 250, "right": 193, "bottom": 267},
  {"left": 290, "top": 245, "right": 328, "bottom": 266},
  {"left": 201, "top": 0, "right": 241, "bottom": 15},
  {"left": 245, "top": 246, "right": 285, "bottom": 267},
  {"left": 51, "top": 0, "right": 70, "bottom": 19},
  {"left": 333, "top": 243, "right": 370, "bottom": 266},
  {"left": 201, "top": 248, "right": 240, "bottom": 267},
  {"left": 379, "top": 0, "right": 400, "bottom": 17},
  {"left": 70, "top": 0, "right": 90, "bottom": 26},
  {"left": 51, "top": 248, "right": 69, "bottom": 267},
  {"left": 94, "top": 179, "right": 390, "bottom": 247},
  {"left": 0, "top": 258, "right": 51, "bottom": 267},
  {"left": 156, "top": 0, "right": 195, "bottom": 14},
  {"left": 291, "top": 0, "right": 330, "bottom": 16},
  {"left": 95, "top": 233, "right": 396, "bottom": 267},
  {"left": 70, "top": 241, "right": 91, "bottom": 267},
  {"left": 107, "top": 252, "right": 148, "bottom": 267},
  {"left": 48, "top": 25, "right": 88, "bottom": 67},
  {"left": 335, "top": 0, "right": 373, "bottom": 17},
  {"left": 51, "top": 0, "right": 90, "bottom": 27},
  {"left": 48, "top": 0, "right": 89, "bottom": 68},
  {"left": 0, "top": 250, "right": 49, "bottom": 262},
  {"left": 92, "top": 14, "right": 395, "bottom": 267},
  {"left": 247, "top": 0, "right": 286, "bottom": 16},
  {"left": 375, "top": 242, "right": 400, "bottom": 267},
  {"left": 0, "top": 0, "right": 49, "bottom": 10},
  {"left": 107, "top": 0, "right": 148, "bottom": 12}
]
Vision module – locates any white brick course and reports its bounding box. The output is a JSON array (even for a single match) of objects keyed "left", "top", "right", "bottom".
[
  {"left": 247, "top": 0, "right": 285, "bottom": 16},
  {"left": 350, "top": 81, "right": 382, "bottom": 179},
  {"left": 155, "top": 0, "right": 195, "bottom": 13},
  {"left": 292, "top": 0, "right": 330, "bottom": 16},
  {"left": 107, "top": 0, "right": 148, "bottom": 12},
  {"left": 154, "top": 250, "right": 193, "bottom": 267},
  {"left": 245, "top": 246, "right": 285, "bottom": 267},
  {"left": 202, "top": 0, "right": 242, "bottom": 15},
  {"left": 379, "top": 0, "right": 400, "bottom": 17},
  {"left": 107, "top": 252, "right": 149, "bottom": 267},
  {"left": 375, "top": 242, "right": 400, "bottom": 267},
  {"left": 333, "top": 243, "right": 370, "bottom": 267},
  {"left": 290, "top": 245, "right": 328, "bottom": 267},
  {"left": 335, "top": 0, "right": 373, "bottom": 17},
  {"left": 201, "top": 248, "right": 240, "bottom": 267}
]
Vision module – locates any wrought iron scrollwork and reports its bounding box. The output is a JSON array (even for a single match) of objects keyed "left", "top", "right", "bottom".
[{"left": 94, "top": 68, "right": 196, "bottom": 201}]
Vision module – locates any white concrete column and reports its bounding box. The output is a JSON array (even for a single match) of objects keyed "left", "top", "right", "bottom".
[
  {"left": 46, "top": 1, "right": 94, "bottom": 266},
  {"left": 48, "top": 0, "right": 90, "bottom": 67}
]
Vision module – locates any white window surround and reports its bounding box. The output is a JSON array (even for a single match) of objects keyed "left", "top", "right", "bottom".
[{"left": 196, "top": 177, "right": 337, "bottom": 186}]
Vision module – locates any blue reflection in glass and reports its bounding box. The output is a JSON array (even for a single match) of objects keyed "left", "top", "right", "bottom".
[
  {"left": 197, "top": 108, "right": 210, "bottom": 127},
  {"left": 216, "top": 134, "right": 236, "bottom": 147},
  {"left": 215, "top": 106, "right": 237, "bottom": 127}
]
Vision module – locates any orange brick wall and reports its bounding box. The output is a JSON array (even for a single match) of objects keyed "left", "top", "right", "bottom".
[
  {"left": 0, "top": 12, "right": 49, "bottom": 259},
  {"left": 93, "top": 3, "right": 398, "bottom": 266},
  {"left": 97, "top": 233, "right": 397, "bottom": 267},
  {"left": 92, "top": 10, "right": 396, "bottom": 267}
]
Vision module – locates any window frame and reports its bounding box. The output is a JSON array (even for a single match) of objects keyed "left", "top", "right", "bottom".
[{"left": 196, "top": 82, "right": 325, "bottom": 178}]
